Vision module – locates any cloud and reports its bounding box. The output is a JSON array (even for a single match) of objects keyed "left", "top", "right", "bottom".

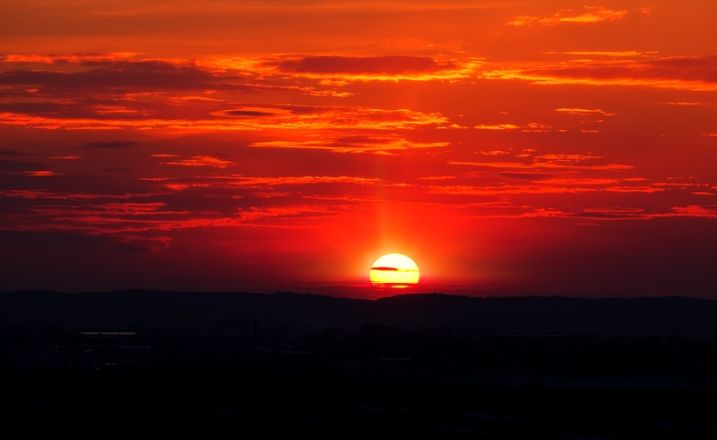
[
  {"left": 472, "top": 123, "right": 520, "bottom": 131},
  {"left": 223, "top": 109, "right": 278, "bottom": 117},
  {"left": 473, "top": 122, "right": 552, "bottom": 132},
  {"left": 507, "top": 6, "right": 628, "bottom": 27},
  {"left": 0, "top": 47, "right": 714, "bottom": 266},
  {"left": 275, "top": 55, "right": 456, "bottom": 75},
  {"left": 534, "top": 153, "right": 604, "bottom": 161},
  {"left": 79, "top": 202, "right": 172, "bottom": 215},
  {"left": 487, "top": 56, "right": 717, "bottom": 91},
  {"left": 427, "top": 182, "right": 664, "bottom": 197},
  {"left": 545, "top": 51, "right": 658, "bottom": 58},
  {"left": 538, "top": 177, "right": 618, "bottom": 186},
  {"left": 603, "top": 185, "right": 663, "bottom": 193},
  {"left": 1, "top": 53, "right": 140, "bottom": 64},
  {"left": 85, "top": 140, "right": 138, "bottom": 149},
  {"left": 478, "top": 149, "right": 511, "bottom": 156},
  {"left": 448, "top": 160, "right": 634, "bottom": 171},
  {"left": 0, "top": 52, "right": 375, "bottom": 101},
  {"left": 0, "top": 168, "right": 386, "bottom": 244},
  {"left": 268, "top": 55, "right": 481, "bottom": 81},
  {"left": 456, "top": 204, "right": 717, "bottom": 222},
  {"left": 667, "top": 205, "right": 717, "bottom": 218},
  {"left": 229, "top": 175, "right": 380, "bottom": 187},
  {"left": 572, "top": 205, "right": 717, "bottom": 221},
  {"left": 0, "top": 54, "right": 455, "bottom": 134},
  {"left": 0, "top": 199, "right": 349, "bottom": 236},
  {"left": 134, "top": 173, "right": 382, "bottom": 194},
  {"left": 24, "top": 170, "right": 59, "bottom": 177},
  {"left": 235, "top": 206, "right": 341, "bottom": 222},
  {"left": 249, "top": 134, "right": 449, "bottom": 155},
  {"left": 662, "top": 101, "right": 706, "bottom": 106},
  {"left": 0, "top": 60, "right": 235, "bottom": 93},
  {"left": 163, "top": 155, "right": 234, "bottom": 168},
  {"left": 428, "top": 184, "right": 600, "bottom": 196},
  {"left": 0, "top": 189, "right": 141, "bottom": 200},
  {"left": 555, "top": 108, "right": 615, "bottom": 117},
  {"left": 0, "top": 104, "right": 448, "bottom": 131},
  {"left": 417, "top": 175, "right": 455, "bottom": 181}
]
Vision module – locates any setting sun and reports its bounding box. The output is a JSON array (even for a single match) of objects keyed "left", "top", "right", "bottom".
[{"left": 369, "top": 253, "right": 420, "bottom": 287}]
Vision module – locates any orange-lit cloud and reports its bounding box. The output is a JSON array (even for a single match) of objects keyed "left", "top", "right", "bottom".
[
  {"left": 0, "top": 105, "right": 448, "bottom": 131},
  {"left": 473, "top": 122, "right": 551, "bottom": 132},
  {"left": 249, "top": 135, "right": 449, "bottom": 155},
  {"left": 268, "top": 55, "right": 482, "bottom": 81},
  {"left": 276, "top": 55, "right": 450, "bottom": 74},
  {"left": 228, "top": 175, "right": 381, "bottom": 187},
  {"left": 163, "top": 155, "right": 234, "bottom": 168},
  {"left": 545, "top": 51, "right": 658, "bottom": 58},
  {"left": 507, "top": 6, "right": 629, "bottom": 27},
  {"left": 448, "top": 160, "right": 634, "bottom": 171},
  {"left": 555, "top": 108, "right": 615, "bottom": 117},
  {"left": 486, "top": 56, "right": 717, "bottom": 91},
  {"left": 24, "top": 170, "right": 58, "bottom": 177},
  {"left": 1, "top": 52, "right": 140, "bottom": 64}
]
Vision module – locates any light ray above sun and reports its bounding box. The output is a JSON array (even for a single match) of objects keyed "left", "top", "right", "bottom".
[{"left": 369, "top": 253, "right": 420, "bottom": 287}]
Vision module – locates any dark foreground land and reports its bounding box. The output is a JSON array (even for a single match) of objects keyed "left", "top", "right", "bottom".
[{"left": 3, "top": 291, "right": 717, "bottom": 439}]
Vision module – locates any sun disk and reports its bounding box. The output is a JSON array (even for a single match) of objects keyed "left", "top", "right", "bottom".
[{"left": 369, "top": 253, "right": 420, "bottom": 287}]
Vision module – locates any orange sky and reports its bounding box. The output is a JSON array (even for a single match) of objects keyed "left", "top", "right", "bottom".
[{"left": 1, "top": 1, "right": 716, "bottom": 295}]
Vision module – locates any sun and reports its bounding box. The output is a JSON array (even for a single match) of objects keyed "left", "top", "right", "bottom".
[{"left": 369, "top": 253, "right": 420, "bottom": 287}]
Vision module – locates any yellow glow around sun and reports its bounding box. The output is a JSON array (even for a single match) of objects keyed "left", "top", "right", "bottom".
[{"left": 369, "top": 253, "right": 420, "bottom": 287}]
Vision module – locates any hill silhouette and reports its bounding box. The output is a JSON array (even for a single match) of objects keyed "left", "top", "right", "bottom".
[
  {"left": 2, "top": 290, "right": 717, "bottom": 336},
  {"left": 4, "top": 291, "right": 717, "bottom": 438}
]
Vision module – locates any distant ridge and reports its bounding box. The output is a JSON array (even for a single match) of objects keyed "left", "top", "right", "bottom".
[{"left": 2, "top": 291, "right": 716, "bottom": 337}]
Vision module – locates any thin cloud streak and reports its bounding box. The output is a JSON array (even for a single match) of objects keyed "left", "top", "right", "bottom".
[{"left": 507, "top": 6, "right": 629, "bottom": 27}]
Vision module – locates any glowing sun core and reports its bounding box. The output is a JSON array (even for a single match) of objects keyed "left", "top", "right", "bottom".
[{"left": 369, "top": 253, "right": 420, "bottom": 287}]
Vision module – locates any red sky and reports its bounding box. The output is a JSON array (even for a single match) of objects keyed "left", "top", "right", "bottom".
[{"left": 1, "top": 0, "right": 716, "bottom": 296}]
